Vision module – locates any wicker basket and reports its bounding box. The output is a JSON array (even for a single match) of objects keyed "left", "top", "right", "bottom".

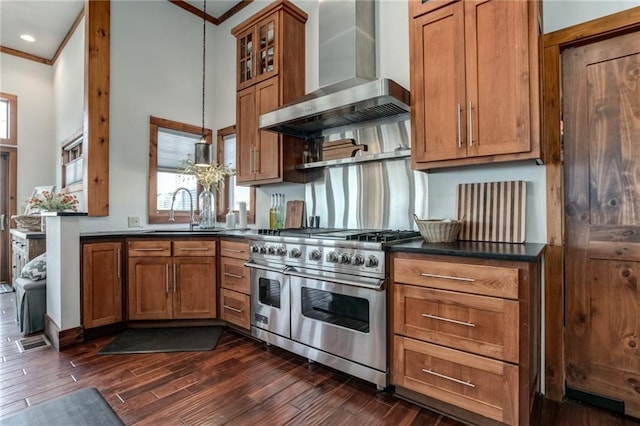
[
  {"left": 11, "top": 215, "right": 43, "bottom": 232},
  {"left": 413, "top": 213, "right": 462, "bottom": 243}
]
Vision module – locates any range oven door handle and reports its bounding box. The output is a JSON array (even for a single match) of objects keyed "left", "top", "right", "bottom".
[
  {"left": 243, "top": 260, "right": 288, "bottom": 274},
  {"left": 286, "top": 269, "right": 385, "bottom": 291}
]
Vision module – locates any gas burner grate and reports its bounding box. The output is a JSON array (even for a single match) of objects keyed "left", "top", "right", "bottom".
[{"left": 346, "top": 230, "right": 421, "bottom": 242}]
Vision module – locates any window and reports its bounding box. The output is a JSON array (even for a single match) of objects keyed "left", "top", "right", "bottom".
[
  {"left": 0, "top": 93, "right": 17, "bottom": 145},
  {"left": 217, "top": 125, "right": 255, "bottom": 224},
  {"left": 61, "top": 129, "right": 84, "bottom": 193},
  {"left": 148, "top": 116, "right": 212, "bottom": 224}
]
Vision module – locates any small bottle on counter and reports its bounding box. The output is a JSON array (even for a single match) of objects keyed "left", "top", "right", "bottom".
[
  {"left": 269, "top": 195, "right": 277, "bottom": 229},
  {"left": 277, "top": 194, "right": 285, "bottom": 229},
  {"left": 225, "top": 209, "right": 235, "bottom": 229}
]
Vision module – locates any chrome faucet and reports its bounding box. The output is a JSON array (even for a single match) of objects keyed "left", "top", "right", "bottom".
[{"left": 168, "top": 187, "right": 197, "bottom": 231}]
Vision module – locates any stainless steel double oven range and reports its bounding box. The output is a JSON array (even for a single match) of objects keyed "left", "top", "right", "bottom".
[{"left": 245, "top": 228, "right": 419, "bottom": 390}]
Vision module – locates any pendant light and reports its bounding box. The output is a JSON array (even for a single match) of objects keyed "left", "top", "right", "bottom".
[{"left": 194, "top": 0, "right": 211, "bottom": 166}]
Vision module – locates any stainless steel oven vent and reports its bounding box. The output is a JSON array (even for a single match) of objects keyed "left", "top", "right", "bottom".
[{"left": 259, "top": 0, "right": 410, "bottom": 139}]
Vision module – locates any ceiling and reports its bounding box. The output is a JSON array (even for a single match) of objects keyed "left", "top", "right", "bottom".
[{"left": 0, "top": 0, "right": 245, "bottom": 63}]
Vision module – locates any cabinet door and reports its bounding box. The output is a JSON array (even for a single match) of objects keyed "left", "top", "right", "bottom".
[
  {"left": 127, "top": 257, "right": 172, "bottom": 320},
  {"left": 236, "top": 86, "right": 256, "bottom": 183},
  {"left": 255, "top": 77, "right": 281, "bottom": 181},
  {"left": 236, "top": 26, "right": 256, "bottom": 91},
  {"left": 82, "top": 242, "right": 123, "bottom": 328},
  {"left": 465, "top": 0, "right": 531, "bottom": 157},
  {"left": 255, "top": 12, "right": 280, "bottom": 83},
  {"left": 411, "top": 2, "right": 467, "bottom": 164},
  {"left": 173, "top": 257, "right": 216, "bottom": 319}
]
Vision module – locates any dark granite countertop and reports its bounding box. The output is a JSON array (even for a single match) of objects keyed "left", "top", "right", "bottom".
[
  {"left": 9, "top": 229, "right": 46, "bottom": 239},
  {"left": 80, "top": 228, "right": 256, "bottom": 239},
  {"left": 387, "top": 238, "right": 546, "bottom": 262}
]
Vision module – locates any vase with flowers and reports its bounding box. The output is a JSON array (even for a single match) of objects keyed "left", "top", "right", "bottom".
[{"left": 180, "top": 159, "right": 234, "bottom": 229}]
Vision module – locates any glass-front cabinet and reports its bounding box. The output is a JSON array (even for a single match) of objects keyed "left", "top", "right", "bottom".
[{"left": 235, "top": 11, "right": 280, "bottom": 91}]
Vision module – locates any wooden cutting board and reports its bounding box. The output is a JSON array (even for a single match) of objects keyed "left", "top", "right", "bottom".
[
  {"left": 322, "top": 139, "right": 368, "bottom": 161},
  {"left": 284, "top": 200, "right": 305, "bottom": 229},
  {"left": 456, "top": 180, "right": 526, "bottom": 243}
]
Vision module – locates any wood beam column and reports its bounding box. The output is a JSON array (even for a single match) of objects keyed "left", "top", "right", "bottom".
[{"left": 83, "top": 0, "right": 110, "bottom": 216}]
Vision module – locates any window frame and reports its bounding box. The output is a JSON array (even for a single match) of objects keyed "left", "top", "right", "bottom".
[
  {"left": 148, "top": 116, "right": 212, "bottom": 224},
  {"left": 216, "top": 125, "right": 255, "bottom": 224},
  {"left": 0, "top": 93, "right": 17, "bottom": 145}
]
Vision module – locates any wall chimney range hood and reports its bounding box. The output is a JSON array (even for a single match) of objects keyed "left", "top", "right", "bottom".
[{"left": 259, "top": 0, "right": 410, "bottom": 139}]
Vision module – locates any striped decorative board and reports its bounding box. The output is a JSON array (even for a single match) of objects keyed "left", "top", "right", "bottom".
[{"left": 456, "top": 181, "right": 527, "bottom": 243}]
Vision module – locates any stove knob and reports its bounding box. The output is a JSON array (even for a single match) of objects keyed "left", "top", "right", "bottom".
[
  {"left": 267, "top": 246, "right": 276, "bottom": 255},
  {"left": 351, "top": 254, "right": 365, "bottom": 266},
  {"left": 326, "top": 252, "right": 339, "bottom": 263},
  {"left": 289, "top": 248, "right": 301, "bottom": 258},
  {"left": 251, "top": 244, "right": 260, "bottom": 253},
  {"left": 365, "top": 255, "right": 379, "bottom": 268},
  {"left": 309, "top": 250, "right": 322, "bottom": 261},
  {"left": 276, "top": 246, "right": 287, "bottom": 256},
  {"left": 339, "top": 253, "right": 351, "bottom": 264},
  {"left": 259, "top": 246, "right": 267, "bottom": 254}
]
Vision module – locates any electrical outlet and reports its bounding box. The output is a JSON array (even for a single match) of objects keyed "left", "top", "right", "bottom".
[{"left": 128, "top": 216, "right": 140, "bottom": 228}]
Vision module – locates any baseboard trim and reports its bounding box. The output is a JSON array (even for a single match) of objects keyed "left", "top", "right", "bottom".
[{"left": 44, "top": 314, "right": 84, "bottom": 350}]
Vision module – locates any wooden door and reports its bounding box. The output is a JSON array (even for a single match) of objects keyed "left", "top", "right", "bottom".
[
  {"left": 82, "top": 241, "right": 122, "bottom": 328},
  {"left": 0, "top": 152, "right": 9, "bottom": 283},
  {"left": 236, "top": 86, "right": 256, "bottom": 184},
  {"left": 465, "top": 0, "right": 531, "bottom": 158},
  {"left": 255, "top": 77, "right": 281, "bottom": 181},
  {"left": 127, "top": 257, "right": 172, "bottom": 320},
  {"left": 564, "top": 30, "right": 640, "bottom": 417},
  {"left": 173, "top": 257, "right": 216, "bottom": 319},
  {"left": 411, "top": 1, "right": 466, "bottom": 164}
]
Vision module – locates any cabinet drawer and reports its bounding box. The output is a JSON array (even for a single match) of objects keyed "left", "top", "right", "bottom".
[
  {"left": 173, "top": 240, "right": 216, "bottom": 257},
  {"left": 393, "top": 336, "right": 518, "bottom": 425},
  {"left": 393, "top": 257, "right": 519, "bottom": 299},
  {"left": 394, "top": 285, "right": 519, "bottom": 363},
  {"left": 127, "top": 240, "right": 171, "bottom": 257},
  {"left": 220, "top": 257, "right": 250, "bottom": 293},
  {"left": 220, "top": 239, "right": 249, "bottom": 260},
  {"left": 221, "top": 289, "right": 250, "bottom": 330}
]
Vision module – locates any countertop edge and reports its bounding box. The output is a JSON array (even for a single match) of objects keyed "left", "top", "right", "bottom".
[{"left": 387, "top": 240, "right": 546, "bottom": 263}]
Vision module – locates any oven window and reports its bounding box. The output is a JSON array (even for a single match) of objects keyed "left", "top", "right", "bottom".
[
  {"left": 301, "top": 288, "right": 369, "bottom": 333},
  {"left": 258, "top": 277, "right": 281, "bottom": 308}
]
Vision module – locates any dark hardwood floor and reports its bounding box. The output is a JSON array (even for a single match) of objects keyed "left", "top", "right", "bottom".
[{"left": 1, "top": 291, "right": 638, "bottom": 425}]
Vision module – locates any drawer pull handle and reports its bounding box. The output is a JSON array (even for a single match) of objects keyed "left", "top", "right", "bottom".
[
  {"left": 133, "top": 248, "right": 166, "bottom": 252},
  {"left": 223, "top": 305, "right": 242, "bottom": 313},
  {"left": 222, "top": 248, "right": 244, "bottom": 253},
  {"left": 224, "top": 272, "right": 244, "bottom": 279},
  {"left": 420, "top": 273, "right": 475, "bottom": 282},
  {"left": 177, "top": 247, "right": 210, "bottom": 251},
  {"left": 422, "top": 369, "right": 475, "bottom": 388},
  {"left": 422, "top": 313, "right": 475, "bottom": 327}
]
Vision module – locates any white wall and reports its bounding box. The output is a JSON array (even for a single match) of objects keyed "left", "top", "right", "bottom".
[
  {"left": 0, "top": 53, "right": 56, "bottom": 212},
  {"left": 81, "top": 0, "right": 220, "bottom": 231},
  {"left": 544, "top": 0, "right": 640, "bottom": 33}
]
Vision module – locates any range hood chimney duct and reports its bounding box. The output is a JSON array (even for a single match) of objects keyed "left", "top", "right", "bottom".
[{"left": 259, "top": 0, "right": 410, "bottom": 139}]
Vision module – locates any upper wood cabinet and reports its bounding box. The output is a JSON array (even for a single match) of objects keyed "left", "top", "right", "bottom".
[
  {"left": 231, "top": 0, "right": 307, "bottom": 186},
  {"left": 409, "top": 0, "right": 541, "bottom": 170}
]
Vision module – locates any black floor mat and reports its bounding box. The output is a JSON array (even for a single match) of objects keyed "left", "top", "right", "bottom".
[{"left": 98, "top": 326, "right": 223, "bottom": 355}]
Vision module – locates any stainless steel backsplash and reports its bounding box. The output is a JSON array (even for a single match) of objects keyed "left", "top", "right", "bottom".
[{"left": 304, "top": 118, "right": 428, "bottom": 230}]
